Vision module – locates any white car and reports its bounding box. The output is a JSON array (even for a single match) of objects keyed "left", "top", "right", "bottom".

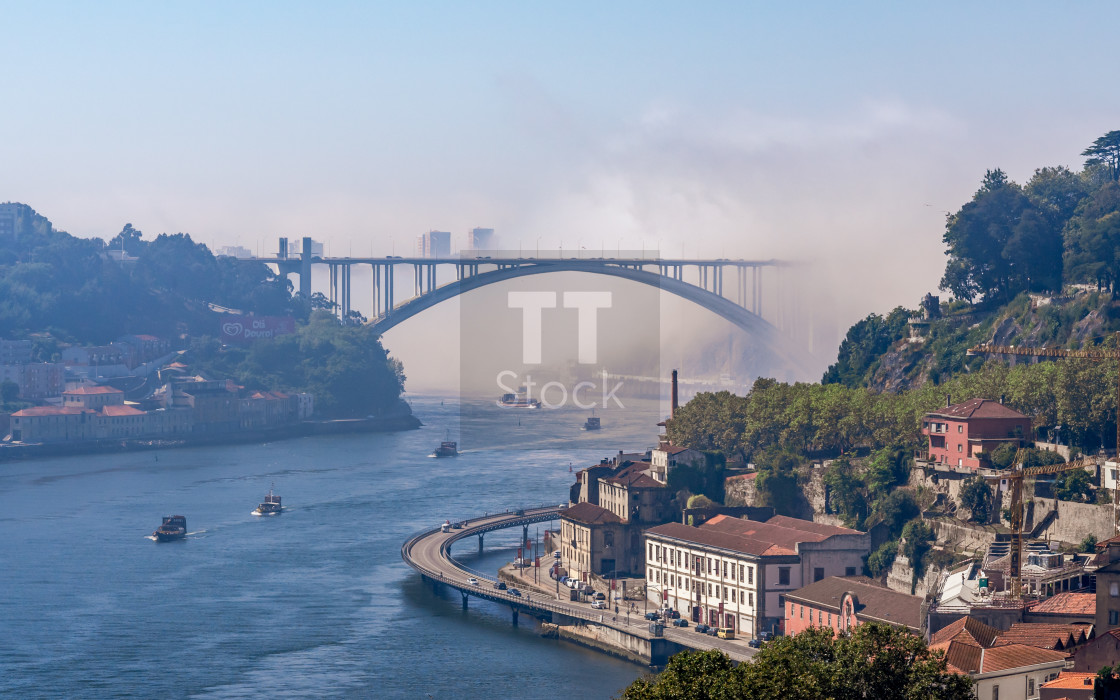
[
  {"left": 591, "top": 600, "right": 607, "bottom": 609},
  {"left": 468, "top": 578, "right": 479, "bottom": 586}
]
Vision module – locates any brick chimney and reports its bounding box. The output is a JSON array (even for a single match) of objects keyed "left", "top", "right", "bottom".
[{"left": 671, "top": 369, "right": 679, "bottom": 419}]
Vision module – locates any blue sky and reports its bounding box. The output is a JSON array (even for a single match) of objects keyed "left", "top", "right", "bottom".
[{"left": 2, "top": 2, "right": 1118, "bottom": 346}]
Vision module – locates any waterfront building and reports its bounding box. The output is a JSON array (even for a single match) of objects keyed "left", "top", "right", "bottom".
[
  {"left": 781, "top": 575, "right": 923, "bottom": 636},
  {"left": 559, "top": 502, "right": 628, "bottom": 582},
  {"left": 1039, "top": 672, "right": 1096, "bottom": 700},
  {"left": 0, "top": 339, "right": 33, "bottom": 364},
  {"left": 643, "top": 514, "right": 869, "bottom": 637},
  {"left": 63, "top": 385, "right": 125, "bottom": 410},
  {"left": 919, "top": 397, "right": 1032, "bottom": 472}
]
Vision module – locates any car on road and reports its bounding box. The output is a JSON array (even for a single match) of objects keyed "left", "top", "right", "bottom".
[
  {"left": 644, "top": 612, "right": 660, "bottom": 621},
  {"left": 758, "top": 631, "right": 774, "bottom": 642},
  {"left": 592, "top": 592, "right": 606, "bottom": 601},
  {"left": 553, "top": 550, "right": 561, "bottom": 558},
  {"left": 717, "top": 627, "right": 735, "bottom": 640},
  {"left": 509, "top": 588, "right": 522, "bottom": 597},
  {"left": 493, "top": 581, "right": 507, "bottom": 590},
  {"left": 591, "top": 600, "right": 607, "bottom": 609},
  {"left": 748, "top": 638, "right": 762, "bottom": 648},
  {"left": 672, "top": 618, "right": 689, "bottom": 628},
  {"left": 694, "top": 624, "right": 710, "bottom": 634},
  {"left": 468, "top": 578, "right": 479, "bottom": 586},
  {"left": 453, "top": 522, "right": 463, "bottom": 529},
  {"left": 662, "top": 608, "right": 680, "bottom": 619},
  {"left": 706, "top": 627, "right": 719, "bottom": 636}
]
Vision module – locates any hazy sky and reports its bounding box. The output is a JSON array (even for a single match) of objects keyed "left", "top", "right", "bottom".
[{"left": 4, "top": 2, "right": 1119, "bottom": 380}]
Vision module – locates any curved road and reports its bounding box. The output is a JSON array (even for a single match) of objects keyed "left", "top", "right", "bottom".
[{"left": 402, "top": 504, "right": 755, "bottom": 663}]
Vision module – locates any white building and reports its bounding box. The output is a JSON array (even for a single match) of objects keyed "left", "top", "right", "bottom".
[
  {"left": 643, "top": 514, "right": 869, "bottom": 637},
  {"left": 650, "top": 444, "right": 705, "bottom": 484}
]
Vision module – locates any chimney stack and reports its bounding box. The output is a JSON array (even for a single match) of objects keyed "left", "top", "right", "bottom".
[{"left": 671, "top": 370, "right": 679, "bottom": 419}]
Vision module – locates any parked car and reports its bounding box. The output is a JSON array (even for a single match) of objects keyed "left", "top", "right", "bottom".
[
  {"left": 493, "top": 581, "right": 507, "bottom": 590},
  {"left": 694, "top": 624, "right": 710, "bottom": 634},
  {"left": 591, "top": 600, "right": 607, "bottom": 609},
  {"left": 580, "top": 584, "right": 594, "bottom": 594},
  {"left": 717, "top": 627, "right": 735, "bottom": 640},
  {"left": 661, "top": 608, "right": 680, "bottom": 619},
  {"left": 558, "top": 576, "right": 569, "bottom": 585},
  {"left": 593, "top": 592, "right": 606, "bottom": 601},
  {"left": 509, "top": 588, "right": 521, "bottom": 597},
  {"left": 672, "top": 618, "right": 689, "bottom": 627},
  {"left": 644, "top": 612, "right": 660, "bottom": 621},
  {"left": 748, "top": 638, "right": 762, "bottom": 648},
  {"left": 758, "top": 631, "right": 774, "bottom": 642},
  {"left": 706, "top": 627, "right": 719, "bottom": 636},
  {"left": 553, "top": 550, "right": 561, "bottom": 558},
  {"left": 468, "top": 578, "right": 479, "bottom": 586}
]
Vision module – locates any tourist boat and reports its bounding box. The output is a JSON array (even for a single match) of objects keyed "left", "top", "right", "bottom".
[
  {"left": 499, "top": 391, "right": 541, "bottom": 409},
  {"left": 254, "top": 486, "right": 282, "bottom": 515},
  {"left": 582, "top": 413, "right": 601, "bottom": 431},
  {"left": 432, "top": 441, "right": 458, "bottom": 457},
  {"left": 154, "top": 515, "right": 187, "bottom": 542}
]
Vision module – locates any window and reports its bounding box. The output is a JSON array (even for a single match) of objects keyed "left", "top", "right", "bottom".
[
  {"left": 739, "top": 564, "right": 744, "bottom": 582},
  {"left": 992, "top": 684, "right": 998, "bottom": 700},
  {"left": 817, "top": 610, "right": 822, "bottom": 624},
  {"left": 814, "top": 567, "right": 824, "bottom": 582},
  {"left": 957, "top": 444, "right": 962, "bottom": 452},
  {"left": 708, "top": 558, "right": 712, "bottom": 574},
  {"left": 958, "top": 424, "right": 963, "bottom": 433},
  {"left": 1110, "top": 610, "right": 1119, "bottom": 626},
  {"left": 845, "top": 567, "right": 856, "bottom": 576},
  {"left": 723, "top": 561, "right": 728, "bottom": 578},
  {"left": 779, "top": 567, "right": 790, "bottom": 585},
  {"left": 827, "top": 613, "right": 831, "bottom": 626},
  {"left": 748, "top": 567, "right": 754, "bottom": 585},
  {"left": 707, "top": 583, "right": 712, "bottom": 596},
  {"left": 1111, "top": 582, "right": 1119, "bottom": 597},
  {"left": 1027, "top": 679, "right": 1034, "bottom": 697}
]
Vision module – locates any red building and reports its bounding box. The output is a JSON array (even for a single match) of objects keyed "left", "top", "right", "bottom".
[
  {"left": 921, "top": 397, "right": 1032, "bottom": 471},
  {"left": 782, "top": 576, "right": 923, "bottom": 636}
]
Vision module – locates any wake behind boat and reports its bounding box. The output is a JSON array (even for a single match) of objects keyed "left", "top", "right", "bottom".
[
  {"left": 431, "top": 441, "right": 458, "bottom": 457},
  {"left": 254, "top": 486, "right": 282, "bottom": 515},
  {"left": 154, "top": 515, "right": 187, "bottom": 542}
]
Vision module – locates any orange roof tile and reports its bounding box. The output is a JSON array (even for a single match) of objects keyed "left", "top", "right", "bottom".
[
  {"left": 978, "top": 643, "right": 1067, "bottom": 673},
  {"left": 101, "top": 405, "right": 145, "bottom": 417},
  {"left": 1042, "top": 672, "right": 1096, "bottom": 689},
  {"left": 930, "top": 616, "right": 1001, "bottom": 649},
  {"left": 64, "top": 385, "right": 123, "bottom": 395},
  {"left": 11, "top": 406, "right": 86, "bottom": 417},
  {"left": 1031, "top": 592, "right": 1096, "bottom": 616}
]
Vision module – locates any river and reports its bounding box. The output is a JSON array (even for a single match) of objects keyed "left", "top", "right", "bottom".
[{"left": 0, "top": 396, "right": 654, "bottom": 699}]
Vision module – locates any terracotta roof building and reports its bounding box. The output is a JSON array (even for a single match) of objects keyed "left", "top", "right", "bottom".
[
  {"left": 1039, "top": 672, "right": 1096, "bottom": 700},
  {"left": 782, "top": 575, "right": 923, "bottom": 635},
  {"left": 930, "top": 617, "right": 1068, "bottom": 700},
  {"left": 994, "top": 622, "right": 1092, "bottom": 651},
  {"left": 920, "top": 397, "right": 1032, "bottom": 472},
  {"left": 644, "top": 514, "right": 870, "bottom": 639}
]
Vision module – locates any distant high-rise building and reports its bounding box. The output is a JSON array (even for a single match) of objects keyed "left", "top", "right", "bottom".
[
  {"left": 416, "top": 231, "right": 451, "bottom": 258},
  {"left": 0, "top": 202, "right": 53, "bottom": 240},
  {"left": 467, "top": 227, "right": 494, "bottom": 251}
]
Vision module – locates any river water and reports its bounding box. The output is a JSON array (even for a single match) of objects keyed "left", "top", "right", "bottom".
[{"left": 0, "top": 396, "right": 653, "bottom": 699}]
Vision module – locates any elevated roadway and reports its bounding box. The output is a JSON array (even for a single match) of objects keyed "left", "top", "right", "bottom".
[{"left": 401, "top": 504, "right": 756, "bottom": 664}]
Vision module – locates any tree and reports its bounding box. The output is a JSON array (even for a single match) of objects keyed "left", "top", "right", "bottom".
[
  {"left": 618, "top": 625, "right": 973, "bottom": 700},
  {"left": 0, "top": 380, "right": 18, "bottom": 404},
  {"left": 959, "top": 477, "right": 992, "bottom": 523},
  {"left": 1055, "top": 469, "right": 1095, "bottom": 503},
  {"left": 1082, "top": 130, "right": 1120, "bottom": 181},
  {"left": 754, "top": 450, "right": 802, "bottom": 516}
]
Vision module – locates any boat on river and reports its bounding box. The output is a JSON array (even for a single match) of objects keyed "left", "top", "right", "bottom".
[
  {"left": 582, "top": 413, "right": 601, "bottom": 431},
  {"left": 499, "top": 391, "right": 540, "bottom": 409},
  {"left": 432, "top": 441, "right": 458, "bottom": 457},
  {"left": 154, "top": 515, "right": 187, "bottom": 542},
  {"left": 254, "top": 486, "right": 282, "bottom": 515}
]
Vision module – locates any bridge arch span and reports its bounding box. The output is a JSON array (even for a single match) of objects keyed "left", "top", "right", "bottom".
[{"left": 369, "top": 261, "right": 817, "bottom": 377}]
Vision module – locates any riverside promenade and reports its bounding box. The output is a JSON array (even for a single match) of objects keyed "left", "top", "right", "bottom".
[{"left": 401, "top": 504, "right": 756, "bottom": 666}]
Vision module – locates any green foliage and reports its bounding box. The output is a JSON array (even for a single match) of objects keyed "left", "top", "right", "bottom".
[
  {"left": 753, "top": 450, "right": 802, "bottom": 517},
  {"left": 0, "top": 218, "right": 311, "bottom": 342},
  {"left": 1055, "top": 468, "right": 1095, "bottom": 503},
  {"left": 868, "top": 490, "right": 919, "bottom": 536},
  {"left": 901, "top": 520, "right": 936, "bottom": 578},
  {"left": 685, "top": 494, "right": 715, "bottom": 510},
  {"left": 618, "top": 624, "right": 973, "bottom": 700},
  {"left": 667, "top": 453, "right": 726, "bottom": 504},
  {"left": 958, "top": 477, "right": 992, "bottom": 523},
  {"left": 1081, "top": 535, "right": 1098, "bottom": 553},
  {"left": 867, "top": 541, "right": 898, "bottom": 577},
  {"left": 822, "top": 457, "right": 869, "bottom": 528},
  {"left": 822, "top": 307, "right": 912, "bottom": 387},
  {"left": 1082, "top": 130, "right": 1120, "bottom": 181},
  {"left": 185, "top": 311, "right": 405, "bottom": 418}
]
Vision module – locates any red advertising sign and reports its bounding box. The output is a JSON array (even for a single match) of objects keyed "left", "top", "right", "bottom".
[{"left": 220, "top": 315, "right": 295, "bottom": 343}]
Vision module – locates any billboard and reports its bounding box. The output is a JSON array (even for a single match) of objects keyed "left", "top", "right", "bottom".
[{"left": 220, "top": 315, "right": 295, "bottom": 343}]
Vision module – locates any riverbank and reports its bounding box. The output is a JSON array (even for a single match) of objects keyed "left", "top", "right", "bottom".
[{"left": 0, "top": 413, "right": 421, "bottom": 462}]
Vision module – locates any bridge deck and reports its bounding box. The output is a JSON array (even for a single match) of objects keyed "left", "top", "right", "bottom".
[{"left": 401, "top": 504, "right": 756, "bottom": 663}]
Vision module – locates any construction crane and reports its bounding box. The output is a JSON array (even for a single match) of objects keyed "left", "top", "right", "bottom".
[
  {"left": 969, "top": 332, "right": 1120, "bottom": 598},
  {"left": 967, "top": 331, "right": 1120, "bottom": 456},
  {"left": 984, "top": 452, "right": 1098, "bottom": 598}
]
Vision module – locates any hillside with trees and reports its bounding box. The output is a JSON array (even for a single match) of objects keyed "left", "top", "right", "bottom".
[{"left": 0, "top": 208, "right": 407, "bottom": 417}]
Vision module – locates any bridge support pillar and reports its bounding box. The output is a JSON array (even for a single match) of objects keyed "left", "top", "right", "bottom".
[
  {"left": 461, "top": 592, "right": 469, "bottom": 610},
  {"left": 512, "top": 608, "right": 519, "bottom": 626},
  {"left": 478, "top": 534, "right": 484, "bottom": 552}
]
